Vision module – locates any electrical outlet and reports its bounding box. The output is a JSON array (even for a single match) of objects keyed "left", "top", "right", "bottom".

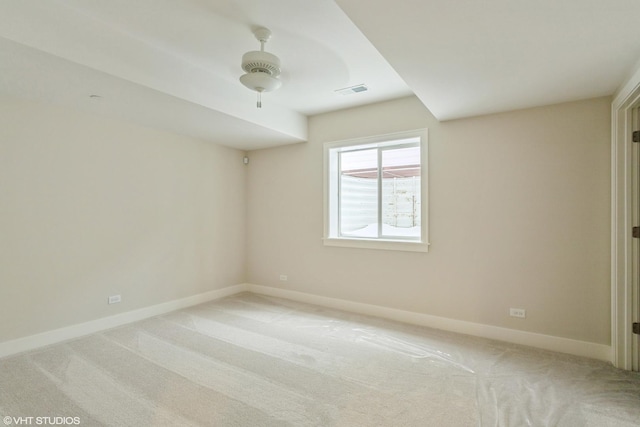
[
  {"left": 108, "top": 294, "right": 122, "bottom": 304},
  {"left": 509, "top": 308, "right": 526, "bottom": 318},
  {"left": 279, "top": 274, "right": 288, "bottom": 281}
]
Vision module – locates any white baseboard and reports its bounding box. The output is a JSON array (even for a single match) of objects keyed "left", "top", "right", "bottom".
[
  {"left": 1, "top": 283, "right": 612, "bottom": 364},
  {"left": 0, "top": 284, "right": 248, "bottom": 359},
  {"left": 247, "top": 284, "right": 612, "bottom": 363}
]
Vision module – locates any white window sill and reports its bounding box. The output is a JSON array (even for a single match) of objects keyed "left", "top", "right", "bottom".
[{"left": 323, "top": 237, "right": 429, "bottom": 253}]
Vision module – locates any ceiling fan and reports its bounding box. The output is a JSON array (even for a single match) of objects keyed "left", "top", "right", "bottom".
[{"left": 239, "top": 27, "right": 282, "bottom": 108}]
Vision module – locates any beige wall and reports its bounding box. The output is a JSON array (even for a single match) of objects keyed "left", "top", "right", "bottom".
[
  {"left": 0, "top": 96, "right": 246, "bottom": 342},
  {"left": 0, "top": 93, "right": 612, "bottom": 347},
  {"left": 247, "top": 95, "right": 612, "bottom": 345}
]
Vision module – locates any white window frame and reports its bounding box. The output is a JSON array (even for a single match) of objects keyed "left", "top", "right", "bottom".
[{"left": 323, "top": 129, "right": 429, "bottom": 252}]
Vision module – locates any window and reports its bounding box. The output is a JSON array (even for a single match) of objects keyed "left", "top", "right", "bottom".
[{"left": 324, "top": 129, "right": 428, "bottom": 252}]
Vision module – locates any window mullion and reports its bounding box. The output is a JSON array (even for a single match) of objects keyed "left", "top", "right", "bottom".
[
  {"left": 377, "top": 147, "right": 382, "bottom": 238},
  {"left": 337, "top": 151, "right": 343, "bottom": 237}
]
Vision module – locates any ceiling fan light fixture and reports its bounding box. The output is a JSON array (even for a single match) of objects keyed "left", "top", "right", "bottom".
[
  {"left": 239, "top": 27, "right": 282, "bottom": 108},
  {"left": 240, "top": 72, "right": 282, "bottom": 93}
]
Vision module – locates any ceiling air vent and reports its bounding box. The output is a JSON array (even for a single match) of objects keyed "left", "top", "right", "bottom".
[{"left": 335, "top": 84, "right": 368, "bottom": 96}]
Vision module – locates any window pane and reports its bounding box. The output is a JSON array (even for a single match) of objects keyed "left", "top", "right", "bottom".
[
  {"left": 381, "top": 146, "right": 421, "bottom": 238},
  {"left": 340, "top": 149, "right": 378, "bottom": 237}
]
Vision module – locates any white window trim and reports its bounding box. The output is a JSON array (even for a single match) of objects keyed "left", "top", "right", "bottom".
[{"left": 323, "top": 128, "right": 429, "bottom": 253}]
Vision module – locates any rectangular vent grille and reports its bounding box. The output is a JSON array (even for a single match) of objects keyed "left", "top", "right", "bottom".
[{"left": 335, "top": 84, "right": 368, "bottom": 96}]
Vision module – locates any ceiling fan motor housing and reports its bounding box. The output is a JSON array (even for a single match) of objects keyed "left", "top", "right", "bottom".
[{"left": 241, "top": 51, "right": 281, "bottom": 78}]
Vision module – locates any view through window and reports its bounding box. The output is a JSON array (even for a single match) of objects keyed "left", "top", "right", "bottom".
[{"left": 339, "top": 144, "right": 421, "bottom": 239}]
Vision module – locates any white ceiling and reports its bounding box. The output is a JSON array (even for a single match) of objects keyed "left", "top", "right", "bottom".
[
  {"left": 1, "top": 0, "right": 640, "bottom": 149},
  {"left": 336, "top": 0, "right": 640, "bottom": 120}
]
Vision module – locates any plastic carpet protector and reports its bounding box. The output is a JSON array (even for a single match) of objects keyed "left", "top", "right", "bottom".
[
  {"left": 350, "top": 327, "right": 640, "bottom": 426},
  {"left": 231, "top": 295, "right": 640, "bottom": 426},
  {"left": 296, "top": 312, "right": 640, "bottom": 426},
  {"left": 0, "top": 293, "right": 639, "bottom": 426}
]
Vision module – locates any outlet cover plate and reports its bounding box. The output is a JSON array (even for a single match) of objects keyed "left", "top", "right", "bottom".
[{"left": 509, "top": 308, "right": 526, "bottom": 318}]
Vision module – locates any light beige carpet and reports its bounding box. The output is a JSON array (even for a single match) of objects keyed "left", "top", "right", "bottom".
[{"left": 1, "top": 292, "right": 639, "bottom": 426}]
